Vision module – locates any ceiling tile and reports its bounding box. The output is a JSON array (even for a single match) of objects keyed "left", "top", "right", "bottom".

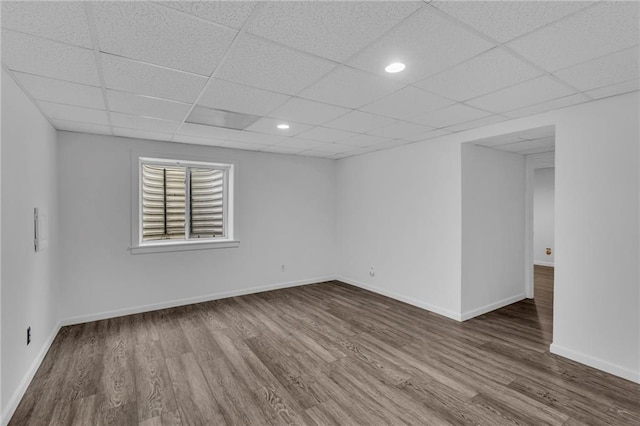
[
  {"left": 94, "top": 2, "right": 237, "bottom": 75},
  {"left": 172, "top": 134, "right": 227, "bottom": 147},
  {"left": 296, "top": 126, "right": 359, "bottom": 143},
  {"left": 106, "top": 90, "right": 191, "bottom": 122},
  {"left": 324, "top": 111, "right": 397, "bottom": 133},
  {"left": 404, "top": 128, "right": 452, "bottom": 142},
  {"left": 299, "top": 66, "right": 404, "bottom": 108},
  {"left": 367, "top": 121, "right": 434, "bottom": 139},
  {"left": 110, "top": 112, "right": 180, "bottom": 134},
  {"left": 245, "top": 118, "right": 313, "bottom": 137},
  {"left": 297, "top": 150, "right": 335, "bottom": 158},
  {"left": 13, "top": 72, "right": 104, "bottom": 109},
  {"left": 268, "top": 98, "right": 350, "bottom": 125},
  {"left": 222, "top": 140, "right": 265, "bottom": 152},
  {"left": 416, "top": 48, "right": 542, "bottom": 101},
  {"left": 472, "top": 133, "right": 527, "bottom": 147},
  {"left": 490, "top": 139, "right": 550, "bottom": 153},
  {"left": 412, "top": 104, "right": 492, "bottom": 128},
  {"left": 247, "top": 1, "right": 421, "bottom": 62},
  {"left": 156, "top": 1, "right": 257, "bottom": 29},
  {"left": 508, "top": 2, "right": 639, "bottom": 71},
  {"left": 518, "top": 146, "right": 555, "bottom": 155},
  {"left": 360, "top": 86, "right": 454, "bottom": 120},
  {"left": 311, "top": 143, "right": 360, "bottom": 154},
  {"left": 585, "top": 79, "right": 639, "bottom": 100},
  {"left": 113, "top": 127, "right": 173, "bottom": 142},
  {"left": 445, "top": 115, "right": 508, "bottom": 133},
  {"left": 230, "top": 131, "right": 286, "bottom": 146},
  {"left": 177, "top": 123, "right": 284, "bottom": 145},
  {"left": 503, "top": 93, "right": 590, "bottom": 119},
  {"left": 51, "top": 119, "right": 112, "bottom": 136},
  {"left": 198, "top": 79, "right": 290, "bottom": 116},
  {"left": 216, "top": 34, "right": 335, "bottom": 95},
  {"left": 554, "top": 47, "right": 639, "bottom": 92},
  {"left": 273, "top": 138, "right": 324, "bottom": 150},
  {"left": 37, "top": 101, "right": 108, "bottom": 125},
  {"left": 340, "top": 134, "right": 392, "bottom": 147},
  {"left": 101, "top": 54, "right": 207, "bottom": 104},
  {"left": 1, "top": 1, "right": 92, "bottom": 47},
  {"left": 466, "top": 76, "right": 575, "bottom": 113},
  {"left": 2, "top": 30, "right": 99, "bottom": 85},
  {"left": 347, "top": 7, "right": 494, "bottom": 83},
  {"left": 431, "top": 1, "right": 592, "bottom": 42},
  {"left": 262, "top": 145, "right": 306, "bottom": 155}
]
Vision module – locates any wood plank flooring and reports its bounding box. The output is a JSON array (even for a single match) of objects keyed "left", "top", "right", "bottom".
[{"left": 10, "top": 266, "right": 640, "bottom": 425}]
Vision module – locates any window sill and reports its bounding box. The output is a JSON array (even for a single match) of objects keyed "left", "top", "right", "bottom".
[{"left": 130, "top": 239, "right": 240, "bottom": 255}]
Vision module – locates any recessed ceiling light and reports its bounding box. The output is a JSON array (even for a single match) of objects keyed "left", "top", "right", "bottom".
[
  {"left": 277, "top": 123, "right": 290, "bottom": 130},
  {"left": 385, "top": 62, "right": 406, "bottom": 73}
]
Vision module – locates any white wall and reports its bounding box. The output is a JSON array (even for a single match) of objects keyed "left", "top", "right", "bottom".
[
  {"left": 552, "top": 94, "right": 639, "bottom": 382},
  {"left": 461, "top": 144, "right": 526, "bottom": 318},
  {"left": 56, "top": 132, "right": 336, "bottom": 322},
  {"left": 1, "top": 70, "right": 60, "bottom": 418},
  {"left": 534, "top": 167, "right": 555, "bottom": 266},
  {"left": 336, "top": 140, "right": 462, "bottom": 319}
]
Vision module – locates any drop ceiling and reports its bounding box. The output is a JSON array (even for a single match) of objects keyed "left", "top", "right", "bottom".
[
  {"left": 472, "top": 125, "right": 555, "bottom": 155},
  {"left": 1, "top": 1, "right": 638, "bottom": 160}
]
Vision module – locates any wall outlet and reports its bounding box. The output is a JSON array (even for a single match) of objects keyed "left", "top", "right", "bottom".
[
  {"left": 369, "top": 266, "right": 375, "bottom": 277},
  {"left": 546, "top": 247, "right": 552, "bottom": 255},
  {"left": 27, "top": 327, "right": 31, "bottom": 345},
  {"left": 281, "top": 264, "right": 285, "bottom": 272}
]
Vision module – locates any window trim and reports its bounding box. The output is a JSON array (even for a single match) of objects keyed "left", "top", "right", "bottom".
[{"left": 130, "top": 153, "right": 239, "bottom": 254}]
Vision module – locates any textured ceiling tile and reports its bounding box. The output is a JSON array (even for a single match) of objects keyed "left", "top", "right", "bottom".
[
  {"left": 245, "top": 117, "right": 313, "bottom": 137},
  {"left": 110, "top": 112, "right": 180, "bottom": 134},
  {"left": 94, "top": 2, "right": 236, "bottom": 76},
  {"left": 311, "top": 143, "right": 361, "bottom": 154},
  {"left": 198, "top": 79, "right": 290, "bottom": 116},
  {"left": 508, "top": 2, "right": 639, "bottom": 71},
  {"left": 273, "top": 138, "right": 324, "bottom": 150},
  {"left": 106, "top": 90, "right": 191, "bottom": 122},
  {"left": 299, "top": 66, "right": 404, "bottom": 109},
  {"left": 1, "top": 1, "right": 92, "bottom": 48},
  {"left": 466, "top": 76, "right": 575, "bottom": 113},
  {"left": 416, "top": 48, "right": 542, "bottom": 101},
  {"left": 367, "top": 121, "right": 434, "bottom": 139},
  {"left": 324, "top": 111, "right": 397, "bottom": 133},
  {"left": 51, "top": 119, "right": 112, "bottom": 135},
  {"left": 554, "top": 47, "right": 639, "bottom": 92},
  {"left": 347, "top": 7, "right": 494, "bottom": 83},
  {"left": 431, "top": 1, "right": 592, "bottom": 42},
  {"left": 472, "top": 134, "right": 526, "bottom": 147},
  {"left": 360, "top": 86, "right": 454, "bottom": 120},
  {"left": 585, "top": 79, "right": 639, "bottom": 100},
  {"left": 517, "top": 146, "right": 555, "bottom": 155},
  {"left": 231, "top": 131, "right": 286, "bottom": 146},
  {"left": 404, "top": 128, "right": 452, "bottom": 142},
  {"left": 38, "top": 101, "right": 108, "bottom": 125},
  {"left": 172, "top": 134, "right": 227, "bottom": 147},
  {"left": 216, "top": 35, "right": 335, "bottom": 95},
  {"left": 297, "top": 150, "right": 335, "bottom": 158},
  {"left": 222, "top": 140, "right": 265, "bottom": 151},
  {"left": 156, "top": 1, "right": 257, "bottom": 29},
  {"left": 113, "top": 127, "right": 173, "bottom": 142},
  {"left": 490, "top": 139, "right": 550, "bottom": 153},
  {"left": 101, "top": 54, "right": 208, "bottom": 104},
  {"left": 178, "top": 123, "right": 284, "bottom": 145},
  {"left": 2, "top": 30, "right": 99, "bottom": 85},
  {"left": 13, "top": 72, "right": 104, "bottom": 109},
  {"left": 445, "top": 115, "right": 508, "bottom": 133},
  {"left": 268, "top": 98, "right": 350, "bottom": 125},
  {"left": 502, "top": 93, "right": 590, "bottom": 118},
  {"left": 262, "top": 145, "right": 306, "bottom": 154},
  {"left": 412, "top": 104, "right": 492, "bottom": 128},
  {"left": 340, "top": 134, "right": 393, "bottom": 147},
  {"left": 297, "top": 127, "right": 358, "bottom": 143},
  {"left": 247, "top": 1, "right": 421, "bottom": 62}
]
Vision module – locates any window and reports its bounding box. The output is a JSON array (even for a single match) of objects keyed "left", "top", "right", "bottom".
[{"left": 131, "top": 156, "right": 237, "bottom": 254}]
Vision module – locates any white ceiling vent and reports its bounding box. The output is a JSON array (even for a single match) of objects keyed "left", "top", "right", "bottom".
[{"left": 185, "top": 105, "right": 261, "bottom": 130}]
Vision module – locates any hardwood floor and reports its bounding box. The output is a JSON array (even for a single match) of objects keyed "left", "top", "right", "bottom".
[{"left": 10, "top": 266, "right": 640, "bottom": 425}]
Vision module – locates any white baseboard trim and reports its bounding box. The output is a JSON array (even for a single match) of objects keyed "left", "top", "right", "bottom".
[
  {"left": 2, "top": 320, "right": 62, "bottom": 426},
  {"left": 336, "top": 276, "right": 462, "bottom": 322},
  {"left": 61, "top": 276, "right": 335, "bottom": 326},
  {"left": 461, "top": 293, "right": 526, "bottom": 321},
  {"left": 534, "top": 261, "right": 555, "bottom": 267},
  {"left": 550, "top": 343, "right": 640, "bottom": 384}
]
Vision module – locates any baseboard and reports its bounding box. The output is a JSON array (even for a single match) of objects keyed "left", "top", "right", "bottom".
[
  {"left": 550, "top": 343, "right": 640, "bottom": 384},
  {"left": 60, "top": 276, "right": 334, "bottom": 326},
  {"left": 2, "top": 320, "right": 62, "bottom": 426},
  {"left": 461, "top": 293, "right": 526, "bottom": 321},
  {"left": 534, "top": 261, "right": 555, "bottom": 267},
  {"left": 336, "top": 276, "right": 462, "bottom": 322}
]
